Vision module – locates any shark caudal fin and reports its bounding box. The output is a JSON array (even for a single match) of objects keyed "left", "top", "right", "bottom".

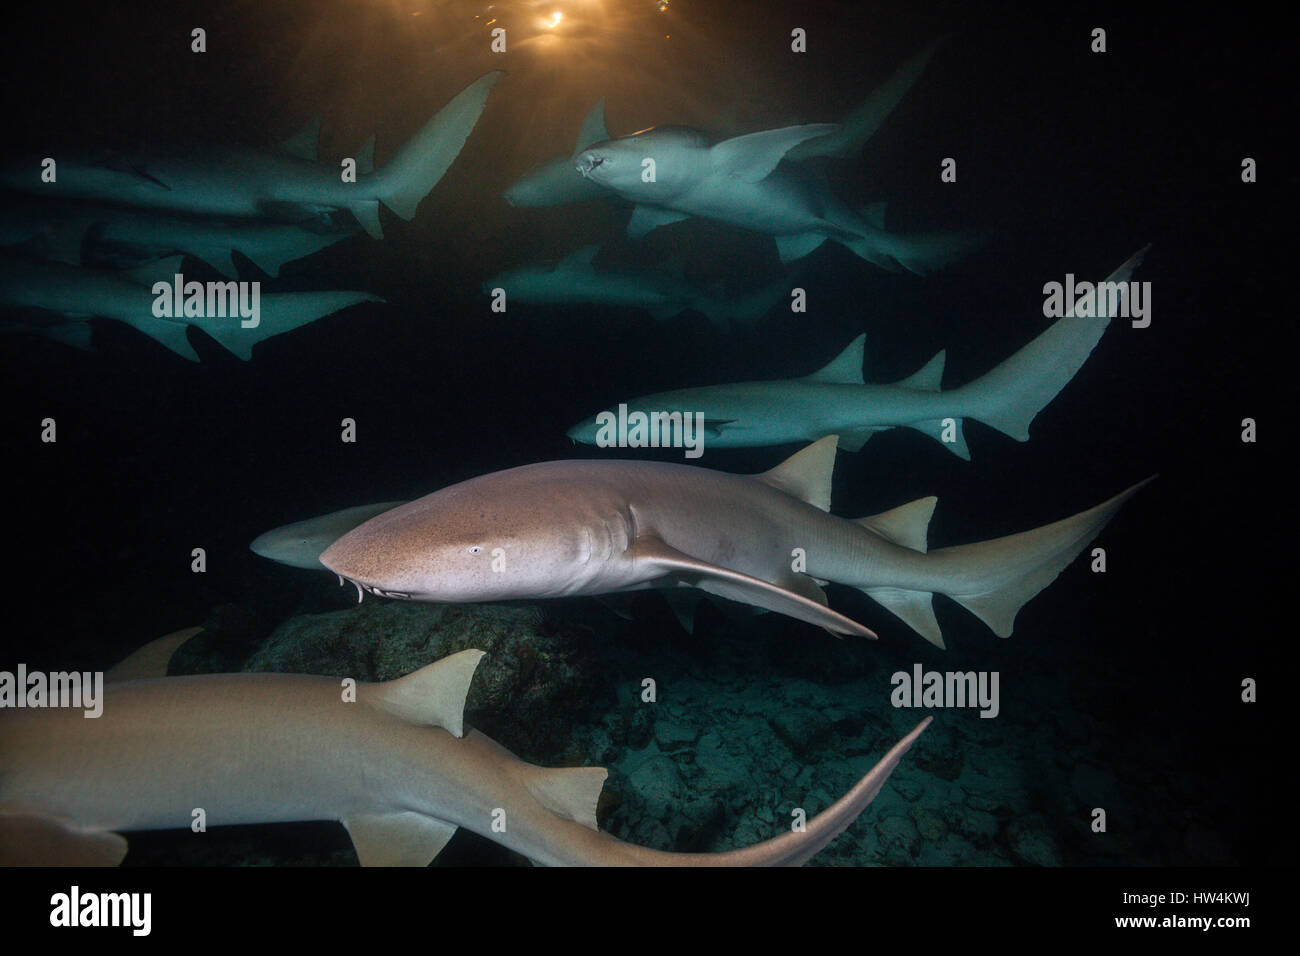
[
  {"left": 847, "top": 227, "right": 986, "bottom": 276},
  {"left": 200, "top": 291, "right": 382, "bottom": 360},
  {"left": 359, "top": 71, "right": 503, "bottom": 237},
  {"left": 934, "top": 477, "right": 1155, "bottom": 639},
  {"left": 649, "top": 718, "right": 930, "bottom": 866},
  {"left": 956, "top": 245, "right": 1150, "bottom": 443}
]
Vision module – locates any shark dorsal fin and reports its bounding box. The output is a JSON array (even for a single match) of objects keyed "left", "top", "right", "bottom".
[
  {"left": 755, "top": 435, "right": 839, "bottom": 511},
  {"left": 343, "top": 811, "right": 458, "bottom": 866},
  {"left": 856, "top": 496, "right": 937, "bottom": 553},
  {"left": 355, "top": 135, "right": 376, "bottom": 176},
  {"left": 279, "top": 115, "right": 321, "bottom": 162},
  {"left": 524, "top": 766, "right": 608, "bottom": 832},
  {"left": 366, "top": 648, "right": 484, "bottom": 737},
  {"left": 806, "top": 334, "right": 866, "bottom": 385},
  {"left": 709, "top": 124, "right": 839, "bottom": 183},
  {"left": 576, "top": 98, "right": 609, "bottom": 152},
  {"left": 558, "top": 245, "right": 600, "bottom": 271},
  {"left": 895, "top": 350, "right": 945, "bottom": 391},
  {"left": 106, "top": 627, "right": 204, "bottom": 683}
]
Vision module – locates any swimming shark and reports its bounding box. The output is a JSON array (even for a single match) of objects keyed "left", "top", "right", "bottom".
[
  {"left": 575, "top": 123, "right": 980, "bottom": 271},
  {"left": 0, "top": 72, "right": 502, "bottom": 240},
  {"left": 502, "top": 38, "right": 947, "bottom": 208},
  {"left": 0, "top": 253, "right": 380, "bottom": 361},
  {"left": 0, "top": 631, "right": 930, "bottom": 866},
  {"left": 251, "top": 502, "right": 408, "bottom": 570},
  {"left": 567, "top": 246, "right": 1149, "bottom": 457},
  {"left": 320, "top": 439, "right": 1153, "bottom": 648},
  {"left": 0, "top": 196, "right": 357, "bottom": 279},
  {"left": 483, "top": 245, "right": 794, "bottom": 328}
]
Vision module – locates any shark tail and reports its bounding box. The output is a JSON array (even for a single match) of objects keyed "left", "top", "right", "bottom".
[
  {"left": 921, "top": 477, "right": 1155, "bottom": 643},
  {"left": 359, "top": 71, "right": 503, "bottom": 238},
  {"left": 953, "top": 245, "right": 1150, "bottom": 443},
  {"left": 846, "top": 227, "right": 986, "bottom": 276},
  {"left": 623, "top": 718, "right": 931, "bottom": 865},
  {"left": 203, "top": 291, "right": 383, "bottom": 360}
]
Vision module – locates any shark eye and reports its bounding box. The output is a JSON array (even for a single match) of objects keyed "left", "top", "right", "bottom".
[{"left": 468, "top": 545, "right": 483, "bottom": 554}]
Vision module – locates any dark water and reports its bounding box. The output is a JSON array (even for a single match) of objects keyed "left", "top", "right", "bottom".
[{"left": 0, "top": 0, "right": 1281, "bottom": 872}]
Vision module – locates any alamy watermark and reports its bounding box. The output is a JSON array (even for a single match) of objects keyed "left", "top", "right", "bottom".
[
  {"left": 0, "top": 665, "right": 103, "bottom": 717},
  {"left": 152, "top": 273, "right": 261, "bottom": 328},
  {"left": 590, "top": 403, "right": 706, "bottom": 458},
  {"left": 1043, "top": 273, "right": 1151, "bottom": 328},
  {"left": 891, "top": 664, "right": 999, "bottom": 718}
]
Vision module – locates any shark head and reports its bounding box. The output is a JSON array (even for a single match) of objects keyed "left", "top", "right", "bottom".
[
  {"left": 575, "top": 127, "right": 708, "bottom": 197},
  {"left": 251, "top": 502, "right": 407, "bottom": 571},
  {"left": 320, "top": 468, "right": 618, "bottom": 603}
]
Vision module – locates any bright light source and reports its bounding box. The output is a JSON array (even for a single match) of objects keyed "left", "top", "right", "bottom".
[{"left": 547, "top": 11, "right": 563, "bottom": 28}]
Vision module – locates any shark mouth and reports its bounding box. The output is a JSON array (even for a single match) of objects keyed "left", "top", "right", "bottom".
[
  {"left": 336, "top": 575, "right": 411, "bottom": 603},
  {"left": 575, "top": 155, "right": 604, "bottom": 178}
]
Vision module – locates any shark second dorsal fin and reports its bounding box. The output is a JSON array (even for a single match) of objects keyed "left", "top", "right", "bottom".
[
  {"left": 576, "top": 98, "right": 609, "bottom": 152},
  {"left": 105, "top": 627, "right": 204, "bottom": 684},
  {"left": 755, "top": 435, "right": 839, "bottom": 511},
  {"left": 709, "top": 124, "right": 840, "bottom": 183},
  {"left": 895, "top": 350, "right": 945, "bottom": 391},
  {"left": 342, "top": 811, "right": 458, "bottom": 866},
  {"left": 524, "top": 766, "right": 608, "bottom": 832},
  {"left": 279, "top": 114, "right": 322, "bottom": 162},
  {"left": 856, "top": 497, "right": 937, "bottom": 553},
  {"left": 355, "top": 135, "right": 376, "bottom": 176},
  {"left": 806, "top": 334, "right": 866, "bottom": 385},
  {"left": 366, "top": 648, "right": 485, "bottom": 737}
]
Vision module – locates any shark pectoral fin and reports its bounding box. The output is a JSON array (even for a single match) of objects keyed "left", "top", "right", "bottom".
[
  {"left": 630, "top": 535, "right": 875, "bottom": 638},
  {"left": 856, "top": 497, "right": 937, "bottom": 553},
  {"left": 861, "top": 587, "right": 944, "bottom": 648},
  {"left": 524, "top": 766, "right": 608, "bottom": 832},
  {"left": 754, "top": 435, "right": 839, "bottom": 511},
  {"left": 627, "top": 205, "right": 689, "bottom": 239},
  {"left": 367, "top": 648, "right": 485, "bottom": 737},
  {"left": 594, "top": 594, "right": 636, "bottom": 621},
  {"left": 709, "top": 124, "right": 840, "bottom": 182},
  {"left": 836, "top": 427, "right": 879, "bottom": 452},
  {"left": 805, "top": 334, "right": 866, "bottom": 385},
  {"left": 343, "top": 811, "right": 457, "bottom": 867},
  {"left": 351, "top": 201, "right": 384, "bottom": 240},
  {"left": 775, "top": 232, "right": 827, "bottom": 264},
  {"left": 106, "top": 627, "right": 204, "bottom": 683},
  {"left": 0, "top": 814, "right": 128, "bottom": 866}
]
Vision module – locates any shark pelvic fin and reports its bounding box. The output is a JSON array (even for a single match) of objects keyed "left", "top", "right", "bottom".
[
  {"left": 709, "top": 124, "right": 839, "bottom": 183},
  {"left": 775, "top": 232, "right": 828, "bottom": 264},
  {"left": 0, "top": 813, "right": 128, "bottom": 866},
  {"left": 806, "top": 334, "right": 866, "bottom": 385},
  {"left": 755, "top": 435, "right": 839, "bottom": 511},
  {"left": 862, "top": 588, "right": 944, "bottom": 648},
  {"left": 524, "top": 766, "right": 608, "bottom": 832},
  {"left": 105, "top": 627, "right": 204, "bottom": 683},
  {"left": 343, "top": 811, "right": 458, "bottom": 866},
  {"left": 630, "top": 534, "right": 875, "bottom": 638},
  {"left": 628, "top": 205, "right": 689, "bottom": 239}
]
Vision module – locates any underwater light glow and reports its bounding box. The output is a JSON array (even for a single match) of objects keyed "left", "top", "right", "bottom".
[{"left": 547, "top": 10, "right": 563, "bottom": 27}]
